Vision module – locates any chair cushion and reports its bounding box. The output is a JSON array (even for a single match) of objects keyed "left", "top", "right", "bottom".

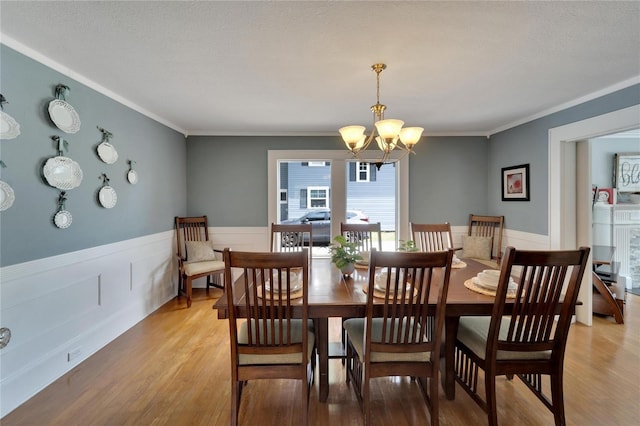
[
  {"left": 462, "top": 236, "right": 492, "bottom": 260},
  {"left": 185, "top": 241, "right": 217, "bottom": 262},
  {"left": 238, "top": 319, "right": 315, "bottom": 365},
  {"left": 343, "top": 318, "right": 431, "bottom": 362},
  {"left": 457, "top": 316, "right": 551, "bottom": 361},
  {"left": 183, "top": 260, "right": 225, "bottom": 276}
]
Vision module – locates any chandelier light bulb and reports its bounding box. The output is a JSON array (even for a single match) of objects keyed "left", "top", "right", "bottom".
[
  {"left": 339, "top": 125, "right": 366, "bottom": 150},
  {"left": 399, "top": 127, "right": 424, "bottom": 148},
  {"left": 374, "top": 119, "right": 404, "bottom": 140}
]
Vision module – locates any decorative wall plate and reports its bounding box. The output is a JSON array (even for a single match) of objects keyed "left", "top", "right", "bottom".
[
  {"left": 98, "top": 185, "right": 117, "bottom": 208},
  {"left": 97, "top": 141, "right": 118, "bottom": 164},
  {"left": 43, "top": 156, "right": 83, "bottom": 190},
  {"left": 0, "top": 180, "right": 16, "bottom": 211},
  {"left": 54, "top": 210, "right": 72, "bottom": 228},
  {"left": 0, "top": 111, "right": 21, "bottom": 140},
  {"left": 127, "top": 169, "right": 138, "bottom": 184},
  {"left": 48, "top": 99, "right": 81, "bottom": 134}
]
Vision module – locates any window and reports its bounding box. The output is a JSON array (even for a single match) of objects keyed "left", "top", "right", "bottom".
[
  {"left": 279, "top": 189, "right": 287, "bottom": 203},
  {"left": 308, "top": 186, "right": 329, "bottom": 208},
  {"left": 356, "top": 162, "right": 370, "bottom": 182},
  {"left": 268, "top": 150, "right": 409, "bottom": 256}
]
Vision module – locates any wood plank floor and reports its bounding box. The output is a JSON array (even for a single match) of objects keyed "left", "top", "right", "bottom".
[{"left": 3, "top": 289, "right": 640, "bottom": 425}]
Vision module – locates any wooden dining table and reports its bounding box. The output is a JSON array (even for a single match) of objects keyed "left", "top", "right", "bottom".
[{"left": 214, "top": 256, "right": 506, "bottom": 402}]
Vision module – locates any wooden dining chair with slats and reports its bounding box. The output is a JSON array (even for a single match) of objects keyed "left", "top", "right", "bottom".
[
  {"left": 454, "top": 246, "right": 590, "bottom": 426},
  {"left": 270, "top": 223, "right": 313, "bottom": 264},
  {"left": 411, "top": 222, "right": 459, "bottom": 252},
  {"left": 340, "top": 222, "right": 382, "bottom": 253},
  {"left": 343, "top": 248, "right": 455, "bottom": 426},
  {"left": 174, "top": 216, "right": 225, "bottom": 308},
  {"left": 337, "top": 222, "right": 383, "bottom": 361},
  {"left": 223, "top": 248, "right": 316, "bottom": 426},
  {"left": 465, "top": 214, "right": 505, "bottom": 266}
]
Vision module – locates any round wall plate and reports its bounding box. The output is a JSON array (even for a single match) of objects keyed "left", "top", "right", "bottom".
[
  {"left": 54, "top": 210, "right": 73, "bottom": 229},
  {"left": 127, "top": 169, "right": 138, "bottom": 184}
]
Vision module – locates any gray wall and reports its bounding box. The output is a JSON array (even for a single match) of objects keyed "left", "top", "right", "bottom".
[
  {"left": 0, "top": 45, "right": 187, "bottom": 267},
  {"left": 186, "top": 135, "right": 489, "bottom": 227},
  {"left": 488, "top": 84, "right": 640, "bottom": 235}
]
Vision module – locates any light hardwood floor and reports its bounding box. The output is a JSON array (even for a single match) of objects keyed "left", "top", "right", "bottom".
[{"left": 3, "top": 289, "right": 640, "bottom": 425}]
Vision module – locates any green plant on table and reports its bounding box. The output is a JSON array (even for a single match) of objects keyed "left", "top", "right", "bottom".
[
  {"left": 397, "top": 240, "right": 419, "bottom": 252},
  {"left": 328, "top": 235, "right": 363, "bottom": 269}
]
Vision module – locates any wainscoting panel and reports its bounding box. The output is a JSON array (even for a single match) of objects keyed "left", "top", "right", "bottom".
[{"left": 0, "top": 231, "right": 175, "bottom": 418}]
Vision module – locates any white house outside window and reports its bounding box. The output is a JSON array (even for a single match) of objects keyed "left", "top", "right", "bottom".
[
  {"left": 357, "top": 162, "right": 370, "bottom": 182},
  {"left": 308, "top": 186, "right": 329, "bottom": 208}
]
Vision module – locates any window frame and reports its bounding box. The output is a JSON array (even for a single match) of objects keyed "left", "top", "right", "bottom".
[
  {"left": 267, "top": 150, "right": 410, "bottom": 245},
  {"left": 307, "top": 186, "right": 329, "bottom": 208}
]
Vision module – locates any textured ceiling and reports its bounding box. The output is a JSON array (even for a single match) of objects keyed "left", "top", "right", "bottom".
[{"left": 1, "top": 1, "right": 639, "bottom": 136}]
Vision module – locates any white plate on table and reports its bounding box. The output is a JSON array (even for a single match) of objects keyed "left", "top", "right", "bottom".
[
  {"left": 0, "top": 180, "right": 15, "bottom": 211},
  {"left": 97, "top": 142, "right": 118, "bottom": 164},
  {"left": 98, "top": 186, "right": 117, "bottom": 208},
  {"left": 0, "top": 111, "right": 21, "bottom": 139},
  {"left": 48, "top": 100, "right": 81, "bottom": 134},
  {"left": 43, "top": 156, "right": 83, "bottom": 190},
  {"left": 264, "top": 270, "right": 302, "bottom": 292}
]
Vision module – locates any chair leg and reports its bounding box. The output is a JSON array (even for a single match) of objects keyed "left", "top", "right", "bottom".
[
  {"left": 302, "top": 371, "right": 309, "bottom": 426},
  {"left": 363, "top": 374, "right": 371, "bottom": 426},
  {"left": 485, "top": 373, "right": 498, "bottom": 426},
  {"left": 550, "top": 373, "right": 566, "bottom": 426},
  {"left": 186, "top": 278, "right": 193, "bottom": 308},
  {"left": 429, "top": 376, "right": 439, "bottom": 426},
  {"left": 230, "top": 380, "right": 239, "bottom": 426}
]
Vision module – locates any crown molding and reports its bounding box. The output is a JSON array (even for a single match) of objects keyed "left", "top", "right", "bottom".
[{"left": 1, "top": 34, "right": 187, "bottom": 136}]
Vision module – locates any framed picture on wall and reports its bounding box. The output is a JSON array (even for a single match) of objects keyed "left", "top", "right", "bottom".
[
  {"left": 614, "top": 152, "right": 640, "bottom": 192},
  {"left": 501, "top": 164, "right": 530, "bottom": 201}
]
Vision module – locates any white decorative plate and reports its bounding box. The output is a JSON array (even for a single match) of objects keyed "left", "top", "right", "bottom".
[
  {"left": 97, "top": 142, "right": 118, "bottom": 164},
  {"left": 98, "top": 185, "right": 117, "bottom": 208},
  {"left": 0, "top": 111, "right": 21, "bottom": 140},
  {"left": 127, "top": 169, "right": 138, "bottom": 184},
  {"left": 48, "top": 99, "right": 81, "bottom": 134},
  {"left": 0, "top": 180, "right": 16, "bottom": 211},
  {"left": 43, "top": 156, "right": 83, "bottom": 190},
  {"left": 54, "top": 210, "right": 72, "bottom": 228}
]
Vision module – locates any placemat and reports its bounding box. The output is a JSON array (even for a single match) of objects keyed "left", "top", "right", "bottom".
[
  {"left": 464, "top": 279, "right": 517, "bottom": 298},
  {"left": 354, "top": 262, "right": 369, "bottom": 270},
  {"left": 257, "top": 286, "right": 304, "bottom": 300}
]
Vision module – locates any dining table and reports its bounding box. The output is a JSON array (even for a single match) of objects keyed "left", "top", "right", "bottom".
[{"left": 214, "top": 256, "right": 509, "bottom": 402}]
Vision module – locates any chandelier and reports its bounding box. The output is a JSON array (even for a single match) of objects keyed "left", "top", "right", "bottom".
[{"left": 339, "top": 63, "right": 424, "bottom": 168}]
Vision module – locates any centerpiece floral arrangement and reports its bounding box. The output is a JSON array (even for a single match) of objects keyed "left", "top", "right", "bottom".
[{"left": 328, "top": 235, "right": 363, "bottom": 274}]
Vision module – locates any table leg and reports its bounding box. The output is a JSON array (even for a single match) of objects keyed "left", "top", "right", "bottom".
[
  {"left": 316, "top": 318, "right": 329, "bottom": 402},
  {"left": 443, "top": 316, "right": 460, "bottom": 400}
]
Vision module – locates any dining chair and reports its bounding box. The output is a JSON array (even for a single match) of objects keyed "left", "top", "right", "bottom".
[
  {"left": 337, "top": 222, "right": 383, "bottom": 361},
  {"left": 410, "top": 222, "right": 458, "bottom": 252},
  {"left": 454, "top": 246, "right": 590, "bottom": 426},
  {"left": 223, "top": 248, "right": 315, "bottom": 426},
  {"left": 340, "top": 222, "right": 382, "bottom": 253},
  {"left": 343, "top": 248, "right": 455, "bottom": 426},
  {"left": 270, "top": 223, "right": 313, "bottom": 261},
  {"left": 466, "top": 214, "right": 505, "bottom": 266},
  {"left": 174, "top": 216, "right": 225, "bottom": 308}
]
